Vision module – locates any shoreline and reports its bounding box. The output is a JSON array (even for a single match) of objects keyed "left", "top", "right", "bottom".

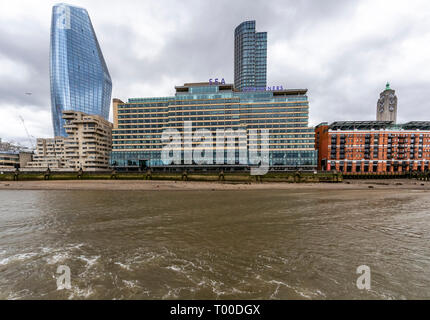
[{"left": 0, "top": 179, "right": 430, "bottom": 191}]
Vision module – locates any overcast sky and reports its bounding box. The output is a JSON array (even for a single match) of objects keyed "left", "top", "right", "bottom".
[{"left": 1, "top": 0, "right": 430, "bottom": 146}]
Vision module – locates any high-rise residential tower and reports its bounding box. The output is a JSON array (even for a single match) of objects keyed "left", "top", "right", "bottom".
[
  {"left": 234, "top": 21, "right": 267, "bottom": 91},
  {"left": 50, "top": 3, "right": 112, "bottom": 137}
]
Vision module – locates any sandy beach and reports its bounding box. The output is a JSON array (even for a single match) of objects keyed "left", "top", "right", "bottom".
[{"left": 0, "top": 179, "right": 429, "bottom": 191}]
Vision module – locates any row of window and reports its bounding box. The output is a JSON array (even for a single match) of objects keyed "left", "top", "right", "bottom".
[
  {"left": 113, "top": 145, "right": 314, "bottom": 150},
  {"left": 113, "top": 139, "right": 314, "bottom": 145}
]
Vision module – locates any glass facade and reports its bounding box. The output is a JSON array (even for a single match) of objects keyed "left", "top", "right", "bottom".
[
  {"left": 50, "top": 3, "right": 112, "bottom": 137},
  {"left": 234, "top": 21, "right": 267, "bottom": 92},
  {"left": 111, "top": 83, "right": 317, "bottom": 170}
]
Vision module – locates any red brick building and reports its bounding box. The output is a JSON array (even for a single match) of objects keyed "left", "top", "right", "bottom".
[{"left": 315, "top": 121, "right": 430, "bottom": 173}]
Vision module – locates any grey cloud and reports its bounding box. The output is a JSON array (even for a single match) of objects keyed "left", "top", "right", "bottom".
[
  {"left": 0, "top": 24, "right": 50, "bottom": 108},
  {"left": 103, "top": 0, "right": 356, "bottom": 99}
]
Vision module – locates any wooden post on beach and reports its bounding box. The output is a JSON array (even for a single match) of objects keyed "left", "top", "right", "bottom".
[
  {"left": 44, "top": 168, "right": 51, "bottom": 180},
  {"left": 146, "top": 169, "right": 152, "bottom": 180},
  {"left": 294, "top": 171, "right": 301, "bottom": 183},
  {"left": 13, "top": 168, "right": 19, "bottom": 181},
  {"left": 218, "top": 170, "right": 225, "bottom": 181}
]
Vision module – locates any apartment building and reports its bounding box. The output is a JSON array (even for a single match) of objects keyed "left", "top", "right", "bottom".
[
  {"left": 26, "top": 111, "right": 112, "bottom": 171},
  {"left": 315, "top": 121, "right": 430, "bottom": 173}
]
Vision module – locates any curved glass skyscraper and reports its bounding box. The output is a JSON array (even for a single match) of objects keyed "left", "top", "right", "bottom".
[
  {"left": 50, "top": 3, "right": 112, "bottom": 137},
  {"left": 234, "top": 21, "right": 267, "bottom": 92}
]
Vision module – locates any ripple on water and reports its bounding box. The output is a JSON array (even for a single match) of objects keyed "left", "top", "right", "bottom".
[
  {"left": 0, "top": 252, "right": 38, "bottom": 266},
  {"left": 1, "top": 189, "right": 430, "bottom": 299},
  {"left": 67, "top": 286, "right": 95, "bottom": 300},
  {"left": 78, "top": 255, "right": 100, "bottom": 267},
  {"left": 115, "top": 262, "right": 132, "bottom": 271}
]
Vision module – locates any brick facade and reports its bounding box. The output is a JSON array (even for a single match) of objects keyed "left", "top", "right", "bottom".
[{"left": 315, "top": 122, "right": 430, "bottom": 173}]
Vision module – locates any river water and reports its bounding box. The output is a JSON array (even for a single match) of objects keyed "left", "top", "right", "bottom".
[{"left": 0, "top": 189, "right": 429, "bottom": 300}]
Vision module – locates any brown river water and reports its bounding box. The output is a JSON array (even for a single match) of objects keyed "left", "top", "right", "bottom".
[{"left": 0, "top": 188, "right": 430, "bottom": 299}]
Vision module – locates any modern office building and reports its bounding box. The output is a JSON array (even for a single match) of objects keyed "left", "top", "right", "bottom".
[
  {"left": 50, "top": 3, "right": 112, "bottom": 137},
  {"left": 0, "top": 138, "right": 33, "bottom": 169},
  {"left": 0, "top": 151, "right": 20, "bottom": 169},
  {"left": 111, "top": 82, "right": 316, "bottom": 171},
  {"left": 26, "top": 111, "right": 113, "bottom": 170},
  {"left": 234, "top": 21, "right": 267, "bottom": 91},
  {"left": 315, "top": 121, "right": 430, "bottom": 173},
  {"left": 0, "top": 151, "right": 33, "bottom": 169}
]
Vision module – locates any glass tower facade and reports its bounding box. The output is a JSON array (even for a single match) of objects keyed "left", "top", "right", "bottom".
[
  {"left": 234, "top": 21, "right": 267, "bottom": 92},
  {"left": 50, "top": 3, "right": 112, "bottom": 137}
]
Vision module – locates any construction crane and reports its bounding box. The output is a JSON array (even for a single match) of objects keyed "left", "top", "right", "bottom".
[{"left": 18, "top": 115, "right": 36, "bottom": 150}]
